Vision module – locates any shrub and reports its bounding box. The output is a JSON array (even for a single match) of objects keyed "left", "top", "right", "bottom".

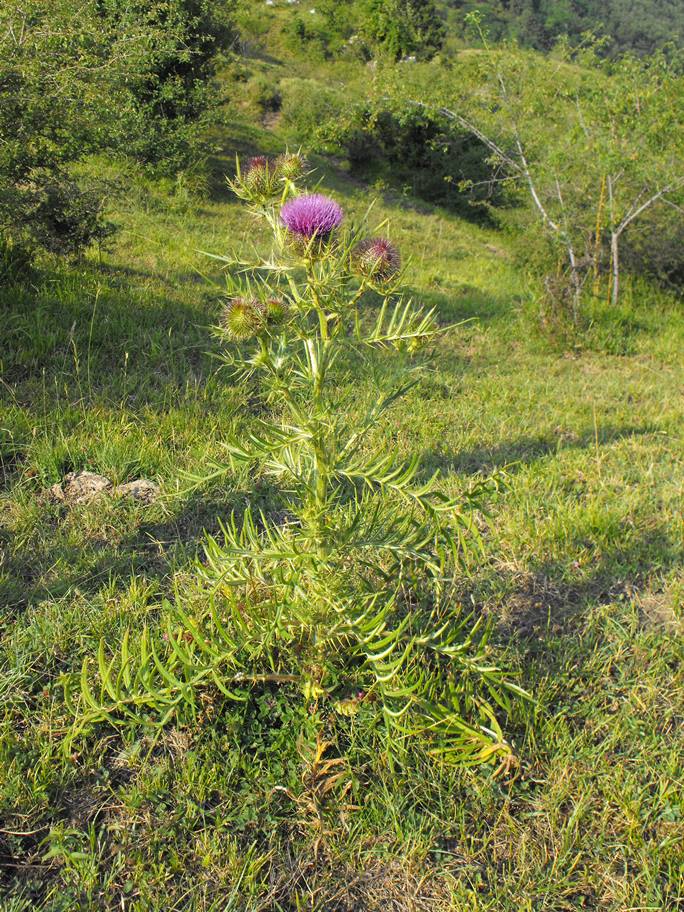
[
  {"left": 359, "top": 0, "right": 446, "bottom": 61},
  {"left": 4, "top": 174, "right": 115, "bottom": 259},
  {"left": 66, "top": 158, "right": 524, "bottom": 766},
  {"left": 279, "top": 78, "right": 348, "bottom": 148},
  {"left": 341, "top": 104, "right": 505, "bottom": 216},
  {"left": 622, "top": 207, "right": 684, "bottom": 290},
  {"left": 286, "top": 0, "right": 445, "bottom": 62},
  {"left": 97, "top": 0, "right": 239, "bottom": 172},
  {"left": 282, "top": 3, "right": 365, "bottom": 60},
  {"left": 280, "top": 80, "right": 503, "bottom": 218},
  {"left": 0, "top": 0, "right": 238, "bottom": 264},
  {"left": 247, "top": 73, "right": 282, "bottom": 115},
  {"left": 0, "top": 1, "right": 118, "bottom": 262}
]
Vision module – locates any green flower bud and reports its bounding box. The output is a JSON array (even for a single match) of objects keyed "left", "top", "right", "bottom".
[
  {"left": 220, "top": 297, "right": 266, "bottom": 341},
  {"left": 264, "top": 296, "right": 288, "bottom": 324},
  {"left": 275, "top": 152, "right": 306, "bottom": 182}
]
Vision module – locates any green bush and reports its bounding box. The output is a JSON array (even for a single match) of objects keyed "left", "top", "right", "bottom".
[
  {"left": 5, "top": 174, "right": 115, "bottom": 259},
  {"left": 293, "top": 0, "right": 445, "bottom": 61},
  {"left": 280, "top": 78, "right": 348, "bottom": 147},
  {"left": 280, "top": 79, "right": 503, "bottom": 219},
  {"left": 623, "top": 207, "right": 684, "bottom": 290},
  {"left": 358, "top": 0, "right": 446, "bottom": 61},
  {"left": 282, "top": 3, "right": 367, "bottom": 60},
  {"left": 343, "top": 104, "right": 505, "bottom": 217},
  {"left": 0, "top": 1, "right": 118, "bottom": 263},
  {"left": 0, "top": 0, "right": 237, "bottom": 265},
  {"left": 247, "top": 73, "right": 283, "bottom": 115},
  {"left": 97, "top": 0, "right": 239, "bottom": 172}
]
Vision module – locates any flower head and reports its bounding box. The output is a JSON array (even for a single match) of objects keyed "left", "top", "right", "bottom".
[
  {"left": 275, "top": 152, "right": 307, "bottom": 182},
  {"left": 264, "top": 296, "right": 288, "bottom": 324},
  {"left": 352, "top": 237, "right": 401, "bottom": 282},
  {"left": 281, "top": 194, "right": 343, "bottom": 240},
  {"left": 242, "top": 156, "right": 273, "bottom": 194},
  {"left": 244, "top": 156, "right": 269, "bottom": 176},
  {"left": 220, "top": 297, "right": 266, "bottom": 340}
]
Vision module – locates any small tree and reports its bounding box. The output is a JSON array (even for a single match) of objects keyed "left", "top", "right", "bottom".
[
  {"left": 360, "top": 0, "right": 446, "bottom": 61},
  {"left": 584, "top": 51, "right": 684, "bottom": 305},
  {"left": 97, "top": 0, "right": 239, "bottom": 171},
  {"left": 0, "top": 0, "right": 119, "bottom": 262},
  {"left": 0, "top": 0, "right": 239, "bottom": 265},
  {"left": 66, "top": 155, "right": 524, "bottom": 766},
  {"left": 397, "top": 21, "right": 684, "bottom": 322}
]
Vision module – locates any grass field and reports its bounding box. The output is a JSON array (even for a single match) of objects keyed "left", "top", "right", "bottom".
[{"left": 1, "top": 63, "right": 684, "bottom": 910}]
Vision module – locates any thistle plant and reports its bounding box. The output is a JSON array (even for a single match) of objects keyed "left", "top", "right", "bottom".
[{"left": 66, "top": 154, "right": 524, "bottom": 765}]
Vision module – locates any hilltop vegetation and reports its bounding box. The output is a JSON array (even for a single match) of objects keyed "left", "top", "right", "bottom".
[
  {"left": 245, "top": 4, "right": 684, "bottom": 327},
  {"left": 447, "top": 0, "right": 684, "bottom": 54},
  {"left": 268, "top": 0, "right": 684, "bottom": 58},
  {"left": 1, "top": 2, "right": 683, "bottom": 910}
]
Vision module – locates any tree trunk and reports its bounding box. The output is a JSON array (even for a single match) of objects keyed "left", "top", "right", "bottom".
[
  {"left": 567, "top": 244, "right": 583, "bottom": 325},
  {"left": 610, "top": 232, "right": 620, "bottom": 307}
]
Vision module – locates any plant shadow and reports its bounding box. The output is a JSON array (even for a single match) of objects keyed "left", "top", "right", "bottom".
[
  {"left": 493, "top": 522, "right": 680, "bottom": 645},
  {"left": 420, "top": 422, "right": 662, "bottom": 478},
  {"left": 0, "top": 491, "right": 234, "bottom": 615},
  {"left": 0, "top": 260, "right": 222, "bottom": 405}
]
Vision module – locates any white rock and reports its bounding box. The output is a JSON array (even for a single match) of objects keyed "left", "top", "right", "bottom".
[
  {"left": 50, "top": 471, "right": 112, "bottom": 504},
  {"left": 115, "top": 479, "right": 160, "bottom": 503}
]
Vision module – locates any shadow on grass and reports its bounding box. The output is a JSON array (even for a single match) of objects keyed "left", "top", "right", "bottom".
[
  {"left": 420, "top": 422, "right": 662, "bottom": 477},
  {"left": 93, "top": 260, "right": 205, "bottom": 288},
  {"left": 492, "top": 522, "right": 680, "bottom": 644},
  {"left": 0, "top": 473, "right": 288, "bottom": 616},
  {"left": 0, "top": 491, "right": 234, "bottom": 614},
  {"left": 420, "top": 283, "right": 517, "bottom": 326},
  {"left": 0, "top": 258, "right": 224, "bottom": 410}
]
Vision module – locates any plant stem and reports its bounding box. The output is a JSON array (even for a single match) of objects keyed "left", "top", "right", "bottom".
[{"left": 305, "top": 261, "right": 333, "bottom": 551}]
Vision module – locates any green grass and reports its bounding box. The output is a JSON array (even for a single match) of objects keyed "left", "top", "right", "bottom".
[{"left": 1, "top": 67, "right": 684, "bottom": 911}]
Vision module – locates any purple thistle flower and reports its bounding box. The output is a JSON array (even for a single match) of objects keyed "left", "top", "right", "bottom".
[{"left": 281, "top": 194, "right": 343, "bottom": 239}]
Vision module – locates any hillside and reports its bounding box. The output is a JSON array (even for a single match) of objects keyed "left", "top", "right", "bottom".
[
  {"left": 1, "top": 12, "right": 684, "bottom": 912},
  {"left": 251, "top": 0, "right": 684, "bottom": 56},
  {"left": 445, "top": 0, "right": 684, "bottom": 53}
]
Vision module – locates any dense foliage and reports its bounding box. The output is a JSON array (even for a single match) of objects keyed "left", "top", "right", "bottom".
[
  {"left": 96, "top": 0, "right": 239, "bottom": 171},
  {"left": 360, "top": 0, "right": 447, "bottom": 60},
  {"left": 381, "top": 38, "right": 684, "bottom": 330},
  {"left": 0, "top": 1, "right": 117, "bottom": 264},
  {"left": 447, "top": 0, "right": 684, "bottom": 54},
  {"left": 281, "top": 0, "right": 683, "bottom": 58},
  {"left": 279, "top": 80, "right": 503, "bottom": 218},
  {"left": 283, "top": 0, "right": 446, "bottom": 61},
  {"left": 0, "top": 0, "right": 236, "bottom": 266}
]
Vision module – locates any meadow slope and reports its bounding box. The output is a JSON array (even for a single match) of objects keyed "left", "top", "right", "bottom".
[{"left": 1, "top": 100, "right": 683, "bottom": 911}]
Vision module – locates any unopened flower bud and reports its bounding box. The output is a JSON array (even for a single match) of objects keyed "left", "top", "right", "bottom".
[
  {"left": 275, "top": 152, "right": 306, "bottom": 182},
  {"left": 220, "top": 297, "right": 266, "bottom": 340},
  {"left": 264, "top": 296, "right": 288, "bottom": 324},
  {"left": 352, "top": 237, "right": 401, "bottom": 282},
  {"left": 243, "top": 156, "right": 272, "bottom": 194}
]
